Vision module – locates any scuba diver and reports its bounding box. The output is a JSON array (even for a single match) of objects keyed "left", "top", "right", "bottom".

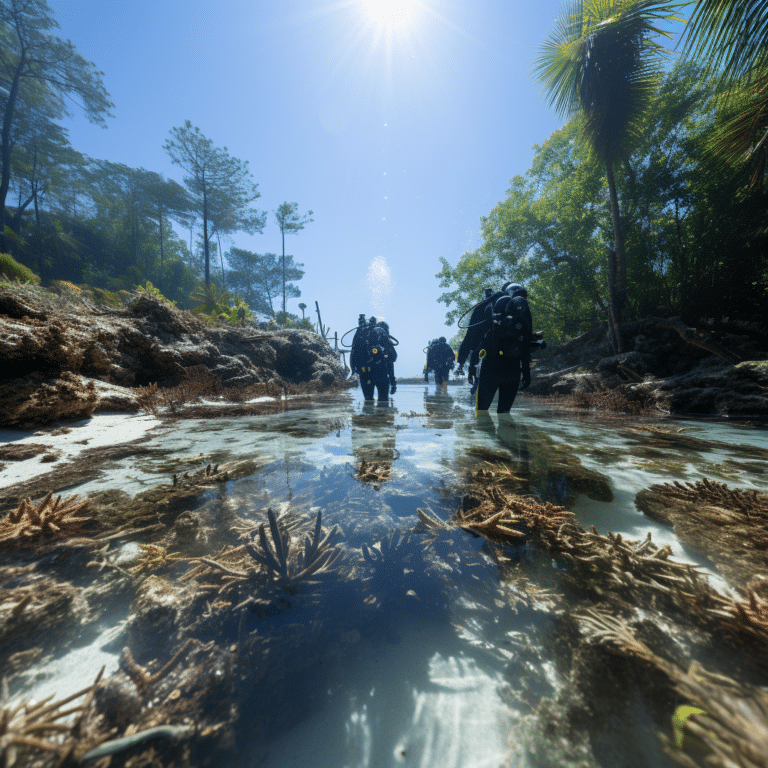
[
  {"left": 376, "top": 321, "right": 397, "bottom": 394},
  {"left": 348, "top": 315, "right": 397, "bottom": 402},
  {"left": 426, "top": 337, "right": 455, "bottom": 389},
  {"left": 423, "top": 339, "right": 437, "bottom": 381},
  {"left": 349, "top": 314, "right": 369, "bottom": 377},
  {"left": 457, "top": 283, "right": 543, "bottom": 414}
]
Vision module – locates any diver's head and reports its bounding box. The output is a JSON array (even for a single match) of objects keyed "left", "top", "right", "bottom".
[
  {"left": 377, "top": 321, "right": 389, "bottom": 333},
  {"left": 439, "top": 336, "right": 446, "bottom": 343},
  {"left": 368, "top": 316, "right": 377, "bottom": 327}
]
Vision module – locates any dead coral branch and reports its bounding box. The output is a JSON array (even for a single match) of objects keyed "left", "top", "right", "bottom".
[{"left": 0, "top": 491, "right": 92, "bottom": 548}]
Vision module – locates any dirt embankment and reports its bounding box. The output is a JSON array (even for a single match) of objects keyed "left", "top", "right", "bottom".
[
  {"left": 0, "top": 289, "right": 347, "bottom": 429},
  {"left": 526, "top": 317, "right": 768, "bottom": 418}
]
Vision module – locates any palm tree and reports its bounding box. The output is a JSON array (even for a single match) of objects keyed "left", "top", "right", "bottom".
[
  {"left": 298, "top": 302, "right": 307, "bottom": 319},
  {"left": 535, "top": 0, "right": 683, "bottom": 352},
  {"left": 683, "top": 1, "right": 768, "bottom": 187}
]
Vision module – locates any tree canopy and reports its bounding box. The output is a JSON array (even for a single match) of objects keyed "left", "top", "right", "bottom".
[
  {"left": 0, "top": 0, "right": 113, "bottom": 250},
  {"left": 164, "top": 121, "right": 266, "bottom": 286}
]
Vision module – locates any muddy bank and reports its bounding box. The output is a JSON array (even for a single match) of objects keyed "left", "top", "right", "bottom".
[
  {"left": 0, "top": 287, "right": 347, "bottom": 429},
  {"left": 526, "top": 318, "right": 768, "bottom": 417}
]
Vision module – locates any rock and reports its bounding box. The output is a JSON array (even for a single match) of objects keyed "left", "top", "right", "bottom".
[
  {"left": 0, "top": 291, "right": 347, "bottom": 428},
  {"left": 528, "top": 319, "right": 768, "bottom": 417},
  {"left": 0, "top": 371, "right": 97, "bottom": 428},
  {"left": 125, "top": 575, "right": 193, "bottom": 659}
]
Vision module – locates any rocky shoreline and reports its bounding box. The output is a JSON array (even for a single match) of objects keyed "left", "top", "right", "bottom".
[
  {"left": 0, "top": 287, "right": 348, "bottom": 429},
  {"left": 525, "top": 317, "right": 768, "bottom": 418}
]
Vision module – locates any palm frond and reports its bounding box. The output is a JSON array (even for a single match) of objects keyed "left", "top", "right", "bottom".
[
  {"left": 535, "top": 0, "right": 684, "bottom": 160},
  {"left": 684, "top": 0, "right": 768, "bottom": 85}
]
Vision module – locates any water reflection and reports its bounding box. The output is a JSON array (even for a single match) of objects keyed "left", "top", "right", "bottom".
[
  {"left": 423, "top": 387, "right": 456, "bottom": 430},
  {"left": 3, "top": 385, "right": 767, "bottom": 768}
]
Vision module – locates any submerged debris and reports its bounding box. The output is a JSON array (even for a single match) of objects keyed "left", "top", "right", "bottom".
[{"left": 353, "top": 459, "right": 391, "bottom": 490}]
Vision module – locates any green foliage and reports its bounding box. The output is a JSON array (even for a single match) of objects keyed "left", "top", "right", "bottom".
[
  {"left": 219, "top": 296, "right": 252, "bottom": 326},
  {"left": 49, "top": 279, "right": 82, "bottom": 294},
  {"left": 89, "top": 287, "right": 125, "bottom": 307},
  {"left": 275, "top": 312, "right": 313, "bottom": 331},
  {"left": 135, "top": 280, "right": 176, "bottom": 306},
  {"left": 0, "top": 251, "right": 40, "bottom": 284},
  {"left": 225, "top": 247, "right": 304, "bottom": 318},
  {"left": 190, "top": 281, "right": 232, "bottom": 318},
  {"left": 439, "top": 61, "right": 768, "bottom": 338},
  {"left": 534, "top": 0, "right": 684, "bottom": 164}
]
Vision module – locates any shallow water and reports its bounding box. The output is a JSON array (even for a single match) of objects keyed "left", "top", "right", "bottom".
[{"left": 4, "top": 384, "right": 767, "bottom": 767}]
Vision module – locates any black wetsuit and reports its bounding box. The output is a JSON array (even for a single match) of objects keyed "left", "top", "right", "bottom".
[
  {"left": 358, "top": 326, "right": 396, "bottom": 401},
  {"left": 470, "top": 294, "right": 532, "bottom": 413},
  {"left": 457, "top": 292, "right": 504, "bottom": 371},
  {"left": 430, "top": 341, "right": 455, "bottom": 387}
]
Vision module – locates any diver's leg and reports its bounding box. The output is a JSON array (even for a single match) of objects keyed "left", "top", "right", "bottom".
[
  {"left": 475, "top": 366, "right": 497, "bottom": 414},
  {"left": 376, "top": 374, "right": 390, "bottom": 402},
  {"left": 360, "top": 375, "right": 375, "bottom": 401},
  {"left": 496, "top": 372, "right": 520, "bottom": 413}
]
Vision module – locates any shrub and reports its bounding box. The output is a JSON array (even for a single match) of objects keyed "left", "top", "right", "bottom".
[
  {"left": 135, "top": 280, "right": 176, "bottom": 306},
  {"left": 0, "top": 252, "right": 41, "bottom": 285},
  {"left": 49, "top": 279, "right": 82, "bottom": 294},
  {"left": 91, "top": 286, "right": 126, "bottom": 307}
]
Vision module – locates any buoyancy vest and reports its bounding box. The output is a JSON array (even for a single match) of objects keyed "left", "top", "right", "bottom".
[
  {"left": 432, "top": 341, "right": 455, "bottom": 369},
  {"left": 471, "top": 294, "right": 532, "bottom": 366},
  {"left": 350, "top": 325, "right": 369, "bottom": 372},
  {"left": 361, "top": 326, "right": 396, "bottom": 374}
]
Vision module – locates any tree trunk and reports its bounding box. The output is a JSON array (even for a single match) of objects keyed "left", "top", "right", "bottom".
[
  {"left": 281, "top": 228, "right": 286, "bottom": 315},
  {"left": 605, "top": 157, "right": 625, "bottom": 353},
  {"left": 215, "top": 229, "right": 226, "bottom": 291},
  {"left": 158, "top": 208, "right": 164, "bottom": 284},
  {"left": 0, "top": 55, "right": 25, "bottom": 253},
  {"left": 203, "top": 183, "right": 210, "bottom": 285}
]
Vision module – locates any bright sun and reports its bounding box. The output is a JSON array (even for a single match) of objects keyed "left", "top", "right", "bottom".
[{"left": 364, "top": 0, "right": 413, "bottom": 28}]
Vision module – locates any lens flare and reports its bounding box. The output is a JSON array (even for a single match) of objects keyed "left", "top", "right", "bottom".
[
  {"left": 367, "top": 255, "right": 393, "bottom": 316},
  {"left": 364, "top": 0, "right": 412, "bottom": 28}
]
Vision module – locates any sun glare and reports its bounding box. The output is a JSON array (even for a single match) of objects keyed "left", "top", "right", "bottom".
[{"left": 364, "top": 0, "right": 413, "bottom": 28}]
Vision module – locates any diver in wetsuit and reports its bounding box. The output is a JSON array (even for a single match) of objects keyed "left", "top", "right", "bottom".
[
  {"left": 377, "top": 321, "right": 397, "bottom": 395},
  {"left": 349, "top": 314, "right": 369, "bottom": 377},
  {"left": 356, "top": 317, "right": 396, "bottom": 401},
  {"left": 430, "top": 337, "right": 455, "bottom": 389},
  {"left": 423, "top": 339, "right": 437, "bottom": 381},
  {"left": 469, "top": 284, "right": 533, "bottom": 413},
  {"left": 457, "top": 287, "right": 495, "bottom": 377}
]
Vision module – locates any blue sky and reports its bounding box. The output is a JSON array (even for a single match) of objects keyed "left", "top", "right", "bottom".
[{"left": 48, "top": 0, "right": 684, "bottom": 376}]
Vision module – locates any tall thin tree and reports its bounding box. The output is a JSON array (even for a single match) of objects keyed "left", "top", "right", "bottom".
[
  {"left": 0, "top": 0, "right": 113, "bottom": 251},
  {"left": 274, "top": 202, "right": 313, "bottom": 314},
  {"left": 164, "top": 121, "right": 265, "bottom": 285},
  {"left": 534, "top": 0, "right": 683, "bottom": 351}
]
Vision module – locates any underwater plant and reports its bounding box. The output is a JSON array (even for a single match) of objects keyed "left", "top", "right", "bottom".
[
  {"left": 353, "top": 459, "right": 391, "bottom": 490},
  {"left": 0, "top": 492, "right": 92, "bottom": 548},
  {"left": 0, "top": 668, "right": 103, "bottom": 767}
]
